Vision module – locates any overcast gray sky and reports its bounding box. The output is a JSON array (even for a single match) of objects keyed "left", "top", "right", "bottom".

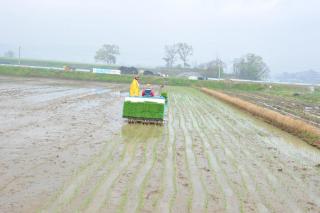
[{"left": 0, "top": 0, "right": 319, "bottom": 74}]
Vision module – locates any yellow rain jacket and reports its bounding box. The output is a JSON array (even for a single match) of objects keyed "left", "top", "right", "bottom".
[{"left": 130, "top": 79, "right": 140, "bottom": 96}]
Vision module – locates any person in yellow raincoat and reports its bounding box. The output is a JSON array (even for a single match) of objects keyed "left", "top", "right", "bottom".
[{"left": 130, "top": 76, "right": 140, "bottom": 96}]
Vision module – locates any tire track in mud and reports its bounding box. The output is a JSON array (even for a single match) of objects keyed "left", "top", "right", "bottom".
[
  {"left": 191, "top": 90, "right": 292, "bottom": 212},
  {"left": 260, "top": 137, "right": 320, "bottom": 209},
  {"left": 81, "top": 126, "right": 161, "bottom": 213},
  {"left": 159, "top": 87, "right": 244, "bottom": 212},
  {"left": 78, "top": 129, "right": 144, "bottom": 213},
  {"left": 176, "top": 89, "right": 241, "bottom": 213},
  {"left": 182, "top": 94, "right": 230, "bottom": 212},
  {"left": 121, "top": 127, "right": 162, "bottom": 213},
  {"left": 110, "top": 151, "right": 147, "bottom": 212},
  {"left": 240, "top": 118, "right": 320, "bottom": 206},
  {"left": 62, "top": 142, "right": 127, "bottom": 212},
  {"left": 42, "top": 126, "right": 143, "bottom": 212},
  {"left": 110, "top": 130, "right": 153, "bottom": 212},
  {"left": 198, "top": 94, "right": 316, "bottom": 210},
  {"left": 157, "top": 94, "right": 178, "bottom": 213},
  {"left": 136, "top": 126, "right": 168, "bottom": 212},
  {"left": 169, "top": 94, "right": 193, "bottom": 213},
  {"left": 175, "top": 93, "right": 207, "bottom": 212},
  {"left": 186, "top": 91, "right": 266, "bottom": 212},
  {"left": 178, "top": 87, "right": 318, "bottom": 211},
  {"left": 133, "top": 138, "right": 161, "bottom": 212},
  {"left": 62, "top": 128, "right": 139, "bottom": 212},
  {"left": 189, "top": 94, "right": 259, "bottom": 189},
  {"left": 42, "top": 140, "right": 118, "bottom": 212},
  {"left": 39, "top": 103, "right": 168, "bottom": 212},
  {"left": 191, "top": 88, "right": 317, "bottom": 212}
]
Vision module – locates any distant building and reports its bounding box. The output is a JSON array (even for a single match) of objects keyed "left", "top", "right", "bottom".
[
  {"left": 178, "top": 72, "right": 206, "bottom": 80},
  {"left": 188, "top": 76, "right": 199, "bottom": 80},
  {"left": 119, "top": 66, "right": 138, "bottom": 75},
  {"left": 157, "top": 72, "right": 168, "bottom": 77}
]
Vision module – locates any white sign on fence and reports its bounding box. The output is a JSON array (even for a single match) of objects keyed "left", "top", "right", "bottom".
[{"left": 92, "top": 68, "right": 121, "bottom": 75}]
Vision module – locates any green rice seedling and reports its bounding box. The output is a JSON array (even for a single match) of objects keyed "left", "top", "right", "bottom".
[
  {"left": 122, "top": 101, "right": 165, "bottom": 120},
  {"left": 161, "top": 92, "right": 168, "bottom": 103}
]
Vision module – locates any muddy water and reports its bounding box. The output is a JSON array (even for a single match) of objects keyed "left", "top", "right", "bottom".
[{"left": 0, "top": 76, "right": 320, "bottom": 213}]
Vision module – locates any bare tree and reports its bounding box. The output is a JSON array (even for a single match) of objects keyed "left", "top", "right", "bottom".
[
  {"left": 162, "top": 44, "right": 178, "bottom": 68},
  {"left": 176, "top": 43, "right": 193, "bottom": 67},
  {"left": 94, "top": 44, "right": 120, "bottom": 64}
]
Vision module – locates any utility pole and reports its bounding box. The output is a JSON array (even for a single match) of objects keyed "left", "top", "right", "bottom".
[
  {"left": 18, "top": 46, "right": 21, "bottom": 65},
  {"left": 217, "top": 56, "right": 221, "bottom": 79},
  {"left": 218, "top": 61, "right": 221, "bottom": 79}
]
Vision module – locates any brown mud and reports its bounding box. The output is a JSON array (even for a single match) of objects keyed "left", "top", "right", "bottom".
[{"left": 0, "top": 76, "right": 320, "bottom": 213}]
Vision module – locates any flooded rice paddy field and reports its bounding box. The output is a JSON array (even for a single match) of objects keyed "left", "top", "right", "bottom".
[{"left": 0, "top": 76, "right": 320, "bottom": 213}]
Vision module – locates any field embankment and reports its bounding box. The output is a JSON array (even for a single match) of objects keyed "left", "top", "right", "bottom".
[{"left": 201, "top": 88, "right": 320, "bottom": 147}]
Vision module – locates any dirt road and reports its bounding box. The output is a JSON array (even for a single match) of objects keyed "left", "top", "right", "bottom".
[{"left": 0, "top": 76, "right": 320, "bottom": 213}]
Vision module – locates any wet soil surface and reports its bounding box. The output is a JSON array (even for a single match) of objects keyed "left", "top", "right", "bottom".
[
  {"left": 1, "top": 76, "right": 320, "bottom": 213},
  {"left": 224, "top": 91, "right": 320, "bottom": 128}
]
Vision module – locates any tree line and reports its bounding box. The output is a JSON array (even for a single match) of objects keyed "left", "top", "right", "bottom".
[
  {"left": 2, "top": 43, "right": 269, "bottom": 80},
  {"left": 0, "top": 42, "right": 257, "bottom": 80},
  {"left": 94, "top": 43, "right": 269, "bottom": 80}
]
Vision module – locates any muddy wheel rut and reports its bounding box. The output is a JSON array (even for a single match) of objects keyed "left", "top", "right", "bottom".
[{"left": 1, "top": 76, "right": 320, "bottom": 213}]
